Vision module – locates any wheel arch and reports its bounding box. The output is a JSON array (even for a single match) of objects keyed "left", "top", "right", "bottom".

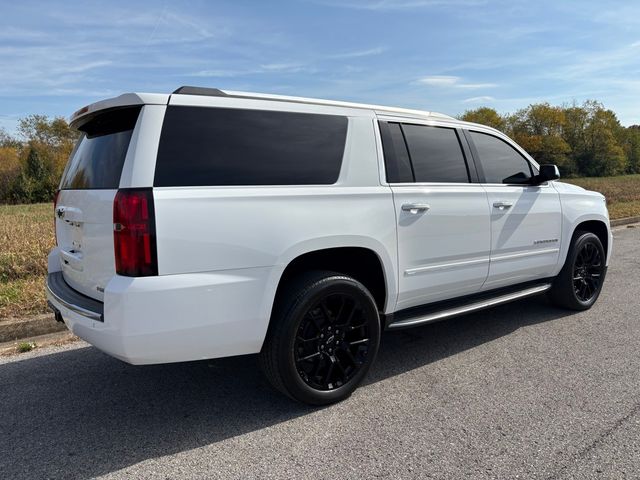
[
  {"left": 272, "top": 246, "right": 392, "bottom": 314},
  {"left": 573, "top": 219, "right": 609, "bottom": 258}
]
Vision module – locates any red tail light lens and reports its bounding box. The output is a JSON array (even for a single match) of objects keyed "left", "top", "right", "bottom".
[{"left": 113, "top": 188, "right": 158, "bottom": 277}]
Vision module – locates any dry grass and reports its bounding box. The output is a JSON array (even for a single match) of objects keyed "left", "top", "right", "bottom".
[
  {"left": 0, "top": 203, "right": 53, "bottom": 281},
  {"left": 0, "top": 277, "right": 49, "bottom": 319},
  {"left": 566, "top": 174, "right": 640, "bottom": 219},
  {"left": 0, "top": 203, "right": 53, "bottom": 319},
  {"left": 0, "top": 178, "right": 639, "bottom": 319}
]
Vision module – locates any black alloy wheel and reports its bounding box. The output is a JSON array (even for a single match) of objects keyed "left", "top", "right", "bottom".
[
  {"left": 294, "top": 293, "right": 371, "bottom": 391},
  {"left": 549, "top": 231, "right": 607, "bottom": 310},
  {"left": 572, "top": 241, "right": 604, "bottom": 302},
  {"left": 260, "top": 271, "right": 380, "bottom": 405}
]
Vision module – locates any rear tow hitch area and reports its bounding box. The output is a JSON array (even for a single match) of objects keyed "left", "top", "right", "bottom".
[{"left": 47, "top": 301, "right": 64, "bottom": 323}]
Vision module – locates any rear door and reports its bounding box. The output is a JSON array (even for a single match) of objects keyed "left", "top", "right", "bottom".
[
  {"left": 465, "top": 130, "right": 562, "bottom": 290},
  {"left": 380, "top": 120, "right": 491, "bottom": 311},
  {"left": 55, "top": 106, "right": 141, "bottom": 300}
]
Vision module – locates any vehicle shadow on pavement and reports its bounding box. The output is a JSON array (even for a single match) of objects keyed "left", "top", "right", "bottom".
[{"left": 0, "top": 297, "right": 571, "bottom": 479}]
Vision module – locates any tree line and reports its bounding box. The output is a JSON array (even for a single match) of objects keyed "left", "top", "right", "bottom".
[
  {"left": 0, "top": 115, "right": 78, "bottom": 203},
  {"left": 460, "top": 100, "right": 640, "bottom": 178},
  {"left": 0, "top": 100, "right": 638, "bottom": 204}
]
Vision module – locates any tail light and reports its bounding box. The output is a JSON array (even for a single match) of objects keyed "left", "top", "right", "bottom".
[
  {"left": 113, "top": 188, "right": 158, "bottom": 277},
  {"left": 53, "top": 190, "right": 60, "bottom": 246}
]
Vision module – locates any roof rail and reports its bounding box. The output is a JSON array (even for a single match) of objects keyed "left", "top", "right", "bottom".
[
  {"left": 172, "top": 86, "right": 228, "bottom": 97},
  {"left": 170, "top": 85, "right": 456, "bottom": 121}
]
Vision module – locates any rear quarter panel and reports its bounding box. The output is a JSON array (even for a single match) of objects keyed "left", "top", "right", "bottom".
[{"left": 152, "top": 114, "right": 398, "bottom": 342}]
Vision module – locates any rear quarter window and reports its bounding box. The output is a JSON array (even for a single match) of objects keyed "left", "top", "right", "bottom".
[
  {"left": 60, "top": 106, "right": 141, "bottom": 190},
  {"left": 154, "top": 106, "right": 348, "bottom": 187}
]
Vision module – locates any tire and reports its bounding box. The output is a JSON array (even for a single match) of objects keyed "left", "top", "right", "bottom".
[
  {"left": 549, "top": 231, "right": 607, "bottom": 310},
  {"left": 260, "top": 270, "right": 381, "bottom": 405}
]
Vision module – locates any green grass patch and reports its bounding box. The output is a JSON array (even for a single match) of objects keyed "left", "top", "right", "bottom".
[{"left": 17, "top": 341, "right": 36, "bottom": 353}]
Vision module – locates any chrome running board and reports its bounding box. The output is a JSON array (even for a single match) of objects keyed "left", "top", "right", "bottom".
[{"left": 387, "top": 283, "right": 552, "bottom": 330}]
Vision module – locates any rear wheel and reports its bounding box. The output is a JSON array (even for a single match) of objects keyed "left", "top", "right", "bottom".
[
  {"left": 260, "top": 271, "right": 380, "bottom": 405},
  {"left": 549, "top": 231, "right": 606, "bottom": 310}
]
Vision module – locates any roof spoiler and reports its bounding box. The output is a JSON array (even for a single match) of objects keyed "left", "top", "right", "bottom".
[{"left": 69, "top": 93, "right": 169, "bottom": 129}]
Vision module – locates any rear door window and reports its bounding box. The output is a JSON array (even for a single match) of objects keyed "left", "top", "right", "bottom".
[
  {"left": 401, "top": 124, "right": 470, "bottom": 183},
  {"left": 468, "top": 131, "right": 533, "bottom": 184},
  {"left": 154, "top": 106, "right": 348, "bottom": 186},
  {"left": 60, "top": 106, "right": 141, "bottom": 190}
]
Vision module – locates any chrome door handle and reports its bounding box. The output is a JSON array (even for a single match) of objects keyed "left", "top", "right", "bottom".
[
  {"left": 401, "top": 203, "right": 430, "bottom": 213},
  {"left": 493, "top": 201, "right": 513, "bottom": 210}
]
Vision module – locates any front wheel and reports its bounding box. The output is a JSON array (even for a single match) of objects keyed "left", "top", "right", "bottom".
[
  {"left": 260, "top": 271, "right": 381, "bottom": 405},
  {"left": 549, "top": 231, "right": 607, "bottom": 310}
]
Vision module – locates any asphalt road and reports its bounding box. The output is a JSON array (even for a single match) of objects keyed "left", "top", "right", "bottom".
[{"left": 1, "top": 225, "right": 639, "bottom": 480}]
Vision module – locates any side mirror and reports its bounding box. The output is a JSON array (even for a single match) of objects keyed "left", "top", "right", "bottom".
[{"left": 534, "top": 164, "right": 560, "bottom": 184}]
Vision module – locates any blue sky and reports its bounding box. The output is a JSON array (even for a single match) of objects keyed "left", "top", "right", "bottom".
[{"left": 1, "top": 0, "right": 639, "bottom": 134}]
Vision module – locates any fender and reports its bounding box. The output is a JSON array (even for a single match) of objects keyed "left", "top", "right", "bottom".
[{"left": 257, "top": 235, "right": 399, "bottom": 341}]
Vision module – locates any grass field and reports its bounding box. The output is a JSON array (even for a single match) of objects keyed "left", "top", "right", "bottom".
[
  {"left": 0, "top": 203, "right": 53, "bottom": 319},
  {"left": 565, "top": 174, "right": 640, "bottom": 220},
  {"left": 0, "top": 175, "right": 638, "bottom": 319}
]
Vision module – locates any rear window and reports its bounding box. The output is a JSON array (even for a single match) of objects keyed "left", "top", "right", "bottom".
[
  {"left": 60, "top": 106, "right": 141, "bottom": 190},
  {"left": 154, "top": 106, "right": 348, "bottom": 187}
]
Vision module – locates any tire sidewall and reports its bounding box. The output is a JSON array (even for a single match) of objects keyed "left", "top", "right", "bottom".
[
  {"left": 567, "top": 232, "right": 606, "bottom": 308},
  {"left": 277, "top": 276, "right": 380, "bottom": 405}
]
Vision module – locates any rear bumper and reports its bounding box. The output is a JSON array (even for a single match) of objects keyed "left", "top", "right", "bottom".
[
  {"left": 45, "top": 265, "right": 277, "bottom": 365},
  {"left": 46, "top": 272, "right": 103, "bottom": 322}
]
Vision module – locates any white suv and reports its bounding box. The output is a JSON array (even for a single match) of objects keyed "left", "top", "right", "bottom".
[{"left": 47, "top": 86, "right": 612, "bottom": 404}]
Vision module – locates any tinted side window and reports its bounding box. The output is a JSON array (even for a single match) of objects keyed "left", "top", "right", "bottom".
[
  {"left": 469, "top": 131, "right": 532, "bottom": 184},
  {"left": 155, "top": 106, "right": 347, "bottom": 186},
  {"left": 379, "top": 121, "right": 413, "bottom": 183},
  {"left": 60, "top": 106, "right": 141, "bottom": 190},
  {"left": 401, "top": 125, "right": 469, "bottom": 183}
]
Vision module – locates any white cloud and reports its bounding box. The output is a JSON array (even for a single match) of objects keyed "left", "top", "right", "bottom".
[
  {"left": 312, "top": 0, "right": 486, "bottom": 10},
  {"left": 462, "top": 96, "right": 495, "bottom": 103},
  {"left": 416, "top": 75, "right": 459, "bottom": 86},
  {"left": 327, "top": 47, "right": 387, "bottom": 59},
  {"left": 64, "top": 61, "right": 113, "bottom": 74},
  {"left": 259, "top": 63, "right": 307, "bottom": 72},
  {"left": 416, "top": 75, "right": 497, "bottom": 89},
  {"left": 187, "top": 63, "right": 313, "bottom": 78}
]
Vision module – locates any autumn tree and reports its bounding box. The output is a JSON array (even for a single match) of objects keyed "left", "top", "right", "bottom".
[
  {"left": 17, "top": 114, "right": 78, "bottom": 179},
  {"left": 459, "top": 100, "right": 631, "bottom": 178},
  {"left": 576, "top": 102, "right": 627, "bottom": 176},
  {"left": 460, "top": 107, "right": 506, "bottom": 131},
  {"left": 6, "top": 115, "right": 79, "bottom": 202},
  {"left": 0, "top": 144, "right": 21, "bottom": 200},
  {"left": 623, "top": 126, "right": 640, "bottom": 174},
  {"left": 506, "top": 103, "right": 574, "bottom": 175}
]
